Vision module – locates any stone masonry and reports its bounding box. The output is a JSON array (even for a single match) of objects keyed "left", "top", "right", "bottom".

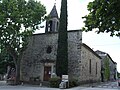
[
  {"left": 80, "top": 44, "right": 101, "bottom": 83},
  {"left": 20, "top": 30, "right": 82, "bottom": 82},
  {"left": 20, "top": 30, "right": 102, "bottom": 84}
]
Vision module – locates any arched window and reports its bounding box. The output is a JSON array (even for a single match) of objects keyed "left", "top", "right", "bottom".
[{"left": 48, "top": 21, "right": 52, "bottom": 32}]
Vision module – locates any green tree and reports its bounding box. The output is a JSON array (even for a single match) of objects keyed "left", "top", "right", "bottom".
[
  {"left": 104, "top": 58, "right": 110, "bottom": 81},
  {"left": 117, "top": 72, "right": 120, "bottom": 78},
  {"left": 0, "top": 45, "right": 14, "bottom": 75},
  {"left": 0, "top": 53, "right": 14, "bottom": 75},
  {"left": 0, "top": 0, "right": 46, "bottom": 84},
  {"left": 82, "top": 0, "right": 120, "bottom": 36},
  {"left": 56, "top": 0, "right": 68, "bottom": 77}
]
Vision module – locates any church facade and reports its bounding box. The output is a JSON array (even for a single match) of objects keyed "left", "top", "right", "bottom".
[{"left": 20, "top": 5, "right": 101, "bottom": 84}]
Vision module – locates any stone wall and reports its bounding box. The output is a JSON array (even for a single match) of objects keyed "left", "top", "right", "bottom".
[
  {"left": 80, "top": 44, "right": 101, "bottom": 83},
  {"left": 20, "top": 30, "right": 102, "bottom": 84},
  {"left": 20, "top": 30, "right": 82, "bottom": 82},
  {"left": 20, "top": 33, "right": 58, "bottom": 81},
  {"left": 68, "top": 30, "right": 82, "bottom": 80}
]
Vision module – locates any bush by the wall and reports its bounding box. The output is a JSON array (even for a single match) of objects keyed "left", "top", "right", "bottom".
[
  {"left": 69, "top": 79, "right": 78, "bottom": 87},
  {"left": 49, "top": 77, "right": 61, "bottom": 88}
]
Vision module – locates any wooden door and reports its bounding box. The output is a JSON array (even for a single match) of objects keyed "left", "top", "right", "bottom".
[{"left": 44, "top": 66, "right": 51, "bottom": 81}]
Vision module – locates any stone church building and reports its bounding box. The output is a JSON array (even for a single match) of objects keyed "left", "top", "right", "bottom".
[{"left": 20, "top": 5, "right": 101, "bottom": 84}]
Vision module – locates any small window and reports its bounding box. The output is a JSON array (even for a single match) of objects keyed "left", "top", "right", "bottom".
[
  {"left": 96, "top": 62, "right": 97, "bottom": 75},
  {"left": 46, "top": 46, "right": 52, "bottom": 54},
  {"left": 89, "top": 59, "right": 91, "bottom": 74}
]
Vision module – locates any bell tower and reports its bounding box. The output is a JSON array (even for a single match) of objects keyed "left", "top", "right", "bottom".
[{"left": 45, "top": 4, "right": 59, "bottom": 33}]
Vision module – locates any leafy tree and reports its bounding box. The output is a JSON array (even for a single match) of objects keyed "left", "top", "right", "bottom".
[
  {"left": 56, "top": 0, "right": 68, "bottom": 77},
  {"left": 0, "top": 45, "right": 15, "bottom": 75},
  {"left": 117, "top": 72, "right": 120, "bottom": 78},
  {"left": 104, "top": 58, "right": 110, "bottom": 81},
  {"left": 0, "top": 52, "right": 14, "bottom": 75},
  {"left": 82, "top": 0, "right": 120, "bottom": 36},
  {"left": 0, "top": 0, "right": 46, "bottom": 84}
]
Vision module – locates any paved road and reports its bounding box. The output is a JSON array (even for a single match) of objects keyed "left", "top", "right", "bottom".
[
  {"left": 0, "top": 81, "right": 120, "bottom": 90},
  {"left": 94, "top": 81, "right": 120, "bottom": 89},
  {"left": 0, "top": 86, "right": 119, "bottom": 90},
  {"left": 0, "top": 81, "right": 7, "bottom": 86}
]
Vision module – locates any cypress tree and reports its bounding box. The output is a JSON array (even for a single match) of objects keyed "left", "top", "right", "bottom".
[{"left": 56, "top": 0, "right": 68, "bottom": 77}]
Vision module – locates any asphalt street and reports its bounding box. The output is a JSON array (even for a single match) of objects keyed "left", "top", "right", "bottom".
[{"left": 0, "top": 81, "right": 120, "bottom": 90}]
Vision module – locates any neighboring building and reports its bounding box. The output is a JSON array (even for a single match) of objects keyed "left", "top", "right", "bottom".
[
  {"left": 96, "top": 50, "right": 117, "bottom": 82},
  {"left": 20, "top": 5, "right": 101, "bottom": 84},
  {"left": 80, "top": 44, "right": 101, "bottom": 83}
]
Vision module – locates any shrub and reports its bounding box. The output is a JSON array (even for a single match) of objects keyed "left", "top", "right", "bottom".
[
  {"left": 69, "top": 79, "right": 78, "bottom": 87},
  {"left": 49, "top": 77, "right": 61, "bottom": 88}
]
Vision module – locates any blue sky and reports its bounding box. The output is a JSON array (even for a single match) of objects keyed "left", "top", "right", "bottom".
[{"left": 37, "top": 0, "right": 120, "bottom": 72}]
